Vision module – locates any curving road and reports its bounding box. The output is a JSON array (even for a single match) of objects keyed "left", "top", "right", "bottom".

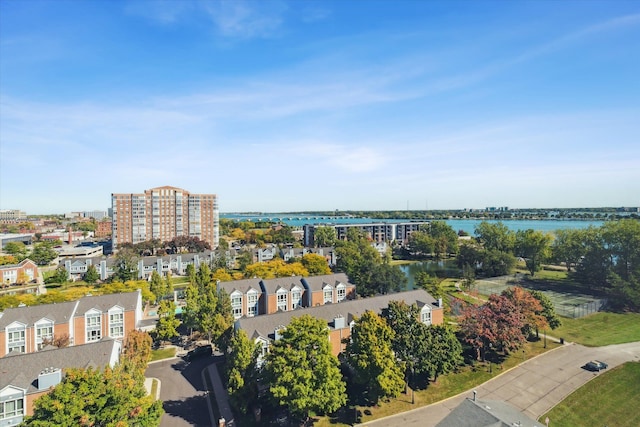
[{"left": 361, "top": 341, "right": 640, "bottom": 427}]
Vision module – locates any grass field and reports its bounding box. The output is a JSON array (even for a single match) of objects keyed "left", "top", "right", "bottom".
[
  {"left": 150, "top": 347, "right": 176, "bottom": 361},
  {"left": 541, "top": 362, "right": 640, "bottom": 427},
  {"left": 552, "top": 312, "right": 640, "bottom": 346}
]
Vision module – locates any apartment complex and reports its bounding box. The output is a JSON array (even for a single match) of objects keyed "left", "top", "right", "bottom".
[
  {"left": 303, "top": 221, "right": 429, "bottom": 246},
  {"left": 111, "top": 186, "right": 219, "bottom": 248}
]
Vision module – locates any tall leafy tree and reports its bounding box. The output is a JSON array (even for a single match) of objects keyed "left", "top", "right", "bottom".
[
  {"left": 301, "top": 253, "right": 332, "bottom": 275},
  {"left": 149, "top": 270, "right": 166, "bottom": 303},
  {"left": 4, "top": 241, "right": 28, "bottom": 260},
  {"left": 314, "top": 226, "right": 337, "bottom": 247},
  {"left": 515, "top": 229, "right": 553, "bottom": 276},
  {"left": 51, "top": 265, "right": 69, "bottom": 284},
  {"left": 474, "top": 221, "right": 515, "bottom": 253},
  {"left": 415, "top": 271, "right": 443, "bottom": 298},
  {"left": 122, "top": 330, "right": 153, "bottom": 375},
  {"left": 30, "top": 241, "right": 59, "bottom": 265},
  {"left": 264, "top": 315, "right": 346, "bottom": 422},
  {"left": 84, "top": 264, "right": 99, "bottom": 284},
  {"left": 502, "top": 287, "right": 548, "bottom": 338},
  {"left": 427, "top": 221, "right": 459, "bottom": 258},
  {"left": 530, "top": 290, "right": 561, "bottom": 330},
  {"left": 24, "top": 366, "right": 163, "bottom": 426},
  {"left": 226, "top": 329, "right": 259, "bottom": 415},
  {"left": 112, "top": 248, "right": 138, "bottom": 282},
  {"left": 156, "top": 300, "right": 180, "bottom": 342},
  {"left": 425, "top": 325, "right": 463, "bottom": 383},
  {"left": 345, "top": 310, "right": 405, "bottom": 404},
  {"left": 552, "top": 228, "right": 590, "bottom": 272}
]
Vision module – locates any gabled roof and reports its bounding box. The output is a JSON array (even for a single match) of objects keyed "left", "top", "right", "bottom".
[
  {"left": 74, "top": 291, "right": 140, "bottom": 315},
  {"left": 218, "top": 278, "right": 263, "bottom": 295},
  {"left": 237, "top": 289, "right": 439, "bottom": 340},
  {"left": 260, "top": 276, "right": 303, "bottom": 294},
  {"left": 435, "top": 398, "right": 544, "bottom": 427},
  {"left": 0, "top": 340, "right": 120, "bottom": 394},
  {"left": 0, "top": 258, "right": 38, "bottom": 270},
  {"left": 0, "top": 301, "right": 78, "bottom": 329},
  {"left": 301, "top": 273, "right": 353, "bottom": 292}
]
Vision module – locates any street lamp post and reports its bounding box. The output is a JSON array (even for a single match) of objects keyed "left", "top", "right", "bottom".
[{"left": 544, "top": 329, "right": 547, "bottom": 349}]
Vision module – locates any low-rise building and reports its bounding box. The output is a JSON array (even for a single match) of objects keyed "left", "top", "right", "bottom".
[
  {"left": 0, "top": 259, "right": 38, "bottom": 288},
  {"left": 0, "top": 290, "right": 142, "bottom": 357}
]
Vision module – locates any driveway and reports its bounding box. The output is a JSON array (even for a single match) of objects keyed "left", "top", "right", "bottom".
[
  {"left": 361, "top": 341, "right": 640, "bottom": 426},
  {"left": 146, "top": 354, "right": 219, "bottom": 427}
]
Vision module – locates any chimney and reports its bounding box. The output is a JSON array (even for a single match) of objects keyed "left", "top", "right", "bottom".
[{"left": 438, "top": 297, "right": 443, "bottom": 308}]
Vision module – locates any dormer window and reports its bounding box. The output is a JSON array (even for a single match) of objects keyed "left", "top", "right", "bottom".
[
  {"left": 108, "top": 307, "right": 124, "bottom": 338},
  {"left": 7, "top": 324, "right": 26, "bottom": 353},
  {"left": 35, "top": 319, "right": 54, "bottom": 350},
  {"left": 231, "top": 291, "right": 243, "bottom": 319},
  {"left": 247, "top": 289, "right": 259, "bottom": 317},
  {"left": 336, "top": 283, "right": 346, "bottom": 302}
]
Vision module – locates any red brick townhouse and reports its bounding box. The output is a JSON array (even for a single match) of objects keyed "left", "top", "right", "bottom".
[
  {"left": 218, "top": 273, "right": 357, "bottom": 320},
  {"left": 0, "top": 339, "right": 121, "bottom": 424},
  {"left": 235, "top": 289, "right": 444, "bottom": 358},
  {"left": 0, "top": 259, "right": 38, "bottom": 287},
  {"left": 0, "top": 291, "right": 143, "bottom": 357}
]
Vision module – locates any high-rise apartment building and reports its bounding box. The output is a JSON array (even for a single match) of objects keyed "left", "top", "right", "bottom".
[{"left": 111, "top": 186, "right": 219, "bottom": 248}]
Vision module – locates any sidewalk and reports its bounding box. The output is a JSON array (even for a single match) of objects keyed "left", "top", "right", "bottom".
[
  {"left": 144, "top": 377, "right": 161, "bottom": 400},
  {"left": 205, "top": 361, "right": 235, "bottom": 427}
]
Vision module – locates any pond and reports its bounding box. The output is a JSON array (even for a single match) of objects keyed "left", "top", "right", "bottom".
[{"left": 399, "top": 260, "right": 459, "bottom": 290}]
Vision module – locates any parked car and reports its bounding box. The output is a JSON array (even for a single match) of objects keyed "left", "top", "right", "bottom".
[
  {"left": 584, "top": 360, "right": 608, "bottom": 371},
  {"left": 184, "top": 344, "right": 212, "bottom": 361}
]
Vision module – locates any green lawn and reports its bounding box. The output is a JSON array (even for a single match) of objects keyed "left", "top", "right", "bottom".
[
  {"left": 150, "top": 347, "right": 176, "bottom": 361},
  {"left": 552, "top": 312, "right": 640, "bottom": 346},
  {"left": 541, "top": 362, "right": 640, "bottom": 427}
]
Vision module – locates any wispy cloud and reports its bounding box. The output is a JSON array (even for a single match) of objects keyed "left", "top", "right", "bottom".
[{"left": 202, "top": 0, "right": 288, "bottom": 39}]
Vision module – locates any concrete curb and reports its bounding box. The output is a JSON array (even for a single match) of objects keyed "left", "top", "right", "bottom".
[{"left": 144, "top": 377, "right": 161, "bottom": 401}]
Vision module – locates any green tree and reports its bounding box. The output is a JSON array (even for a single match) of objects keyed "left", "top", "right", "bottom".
[
  {"left": 314, "top": 226, "right": 337, "bottom": 247},
  {"left": 335, "top": 229, "right": 386, "bottom": 297},
  {"left": 226, "top": 329, "right": 259, "bottom": 415},
  {"left": 186, "top": 263, "right": 197, "bottom": 285},
  {"left": 236, "top": 250, "right": 253, "bottom": 272},
  {"left": 149, "top": 270, "right": 166, "bottom": 303},
  {"left": 461, "top": 263, "right": 476, "bottom": 291},
  {"left": 3, "top": 241, "right": 28, "bottom": 260},
  {"left": 530, "top": 290, "right": 561, "bottom": 330},
  {"left": 52, "top": 265, "right": 69, "bottom": 284},
  {"left": 24, "top": 366, "right": 163, "bottom": 426},
  {"left": 414, "top": 271, "right": 443, "bottom": 298},
  {"left": 84, "top": 264, "right": 99, "bottom": 284},
  {"left": 474, "top": 221, "right": 515, "bottom": 253},
  {"left": 425, "top": 325, "right": 463, "bottom": 383},
  {"left": 301, "top": 253, "right": 332, "bottom": 275},
  {"left": 345, "top": 310, "right": 405, "bottom": 404},
  {"left": 515, "top": 229, "right": 552, "bottom": 276},
  {"left": 427, "top": 221, "right": 459, "bottom": 258},
  {"left": 407, "top": 231, "right": 434, "bottom": 258},
  {"left": 112, "top": 248, "right": 138, "bottom": 282},
  {"left": 264, "top": 315, "right": 346, "bottom": 422},
  {"left": 156, "top": 300, "right": 180, "bottom": 342},
  {"left": 121, "top": 330, "right": 153, "bottom": 375},
  {"left": 552, "top": 228, "right": 589, "bottom": 272},
  {"left": 30, "top": 241, "right": 59, "bottom": 266}
]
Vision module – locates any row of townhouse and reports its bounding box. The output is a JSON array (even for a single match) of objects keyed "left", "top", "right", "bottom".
[
  {"left": 62, "top": 251, "right": 220, "bottom": 281},
  {"left": 0, "top": 290, "right": 143, "bottom": 357},
  {"left": 253, "top": 246, "right": 336, "bottom": 265},
  {"left": 235, "top": 289, "right": 444, "bottom": 359},
  {"left": 0, "top": 259, "right": 39, "bottom": 288},
  {"left": 218, "top": 273, "right": 356, "bottom": 320},
  {"left": 0, "top": 339, "right": 121, "bottom": 426}
]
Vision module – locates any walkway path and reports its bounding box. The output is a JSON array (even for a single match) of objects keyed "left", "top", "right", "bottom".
[
  {"left": 360, "top": 341, "right": 640, "bottom": 426},
  {"left": 205, "top": 361, "right": 235, "bottom": 427}
]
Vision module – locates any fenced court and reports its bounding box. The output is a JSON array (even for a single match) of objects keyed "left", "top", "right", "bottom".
[{"left": 471, "top": 275, "right": 607, "bottom": 319}]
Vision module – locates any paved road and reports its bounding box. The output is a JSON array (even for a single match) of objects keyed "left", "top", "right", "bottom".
[
  {"left": 146, "top": 355, "right": 218, "bottom": 427},
  {"left": 362, "top": 341, "right": 640, "bottom": 427}
]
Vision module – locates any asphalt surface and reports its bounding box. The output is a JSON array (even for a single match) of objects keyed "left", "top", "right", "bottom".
[
  {"left": 146, "top": 354, "right": 218, "bottom": 427},
  {"left": 361, "top": 341, "right": 640, "bottom": 427}
]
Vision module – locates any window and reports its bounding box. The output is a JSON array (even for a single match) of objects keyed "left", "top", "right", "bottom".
[
  {"left": 7, "top": 326, "right": 25, "bottom": 353},
  {"left": 336, "top": 284, "right": 346, "bottom": 302},
  {"left": 247, "top": 291, "right": 258, "bottom": 317},
  {"left": 109, "top": 309, "right": 124, "bottom": 338},
  {"left": 0, "top": 398, "right": 24, "bottom": 420},
  {"left": 86, "top": 312, "right": 102, "bottom": 342},
  {"left": 35, "top": 321, "right": 54, "bottom": 350},
  {"left": 291, "top": 288, "right": 302, "bottom": 309},
  {"left": 231, "top": 293, "right": 243, "bottom": 319},
  {"left": 277, "top": 290, "right": 288, "bottom": 311},
  {"left": 421, "top": 307, "right": 432, "bottom": 325},
  {"left": 323, "top": 286, "right": 333, "bottom": 304}
]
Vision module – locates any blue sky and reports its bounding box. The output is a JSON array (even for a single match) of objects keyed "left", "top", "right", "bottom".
[{"left": 1, "top": 0, "right": 639, "bottom": 214}]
